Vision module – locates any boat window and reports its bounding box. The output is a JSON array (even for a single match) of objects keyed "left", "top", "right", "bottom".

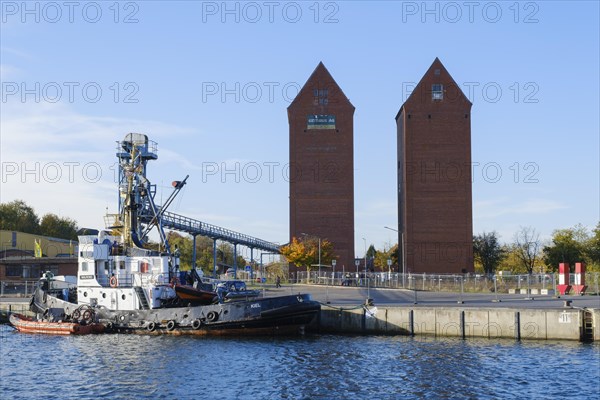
[
  {"left": 81, "top": 262, "right": 89, "bottom": 272},
  {"left": 119, "top": 261, "right": 125, "bottom": 270}
]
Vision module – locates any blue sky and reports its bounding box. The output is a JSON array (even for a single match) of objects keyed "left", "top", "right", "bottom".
[{"left": 1, "top": 1, "right": 599, "bottom": 258}]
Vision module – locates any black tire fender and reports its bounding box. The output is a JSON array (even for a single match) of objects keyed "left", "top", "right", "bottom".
[
  {"left": 206, "top": 311, "right": 218, "bottom": 323},
  {"left": 166, "top": 320, "right": 176, "bottom": 331},
  {"left": 82, "top": 310, "right": 93, "bottom": 322},
  {"left": 192, "top": 319, "right": 202, "bottom": 330}
]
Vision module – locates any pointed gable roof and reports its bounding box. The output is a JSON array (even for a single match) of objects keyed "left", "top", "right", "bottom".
[
  {"left": 396, "top": 57, "right": 471, "bottom": 120},
  {"left": 288, "top": 61, "right": 354, "bottom": 111}
]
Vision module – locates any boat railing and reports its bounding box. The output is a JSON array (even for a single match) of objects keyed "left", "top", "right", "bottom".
[{"left": 96, "top": 273, "right": 171, "bottom": 288}]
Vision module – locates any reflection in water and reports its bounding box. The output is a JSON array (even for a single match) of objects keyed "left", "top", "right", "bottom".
[{"left": 1, "top": 326, "right": 599, "bottom": 399}]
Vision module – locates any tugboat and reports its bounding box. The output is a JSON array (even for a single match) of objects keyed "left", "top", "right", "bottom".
[{"left": 26, "top": 133, "right": 320, "bottom": 335}]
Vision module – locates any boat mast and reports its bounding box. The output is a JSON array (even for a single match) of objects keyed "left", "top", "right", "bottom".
[{"left": 106, "top": 133, "right": 187, "bottom": 254}]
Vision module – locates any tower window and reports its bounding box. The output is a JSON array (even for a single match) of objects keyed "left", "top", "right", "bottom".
[
  {"left": 432, "top": 84, "right": 443, "bottom": 100},
  {"left": 434, "top": 69, "right": 441, "bottom": 76},
  {"left": 314, "top": 88, "right": 329, "bottom": 105}
]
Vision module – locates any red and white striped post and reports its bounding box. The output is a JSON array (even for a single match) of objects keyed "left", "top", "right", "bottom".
[
  {"left": 572, "top": 262, "right": 587, "bottom": 295},
  {"left": 556, "top": 262, "right": 571, "bottom": 296}
]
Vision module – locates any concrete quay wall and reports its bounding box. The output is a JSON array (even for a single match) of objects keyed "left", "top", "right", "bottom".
[
  {"left": 3, "top": 300, "right": 599, "bottom": 341},
  {"left": 315, "top": 306, "right": 600, "bottom": 341}
]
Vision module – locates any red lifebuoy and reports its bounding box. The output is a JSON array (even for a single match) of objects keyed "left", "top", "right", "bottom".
[{"left": 109, "top": 276, "right": 118, "bottom": 288}]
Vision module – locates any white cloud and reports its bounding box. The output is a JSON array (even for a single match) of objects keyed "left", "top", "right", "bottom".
[
  {"left": 0, "top": 101, "right": 193, "bottom": 229},
  {"left": 0, "top": 63, "right": 22, "bottom": 80},
  {"left": 474, "top": 197, "right": 567, "bottom": 219}
]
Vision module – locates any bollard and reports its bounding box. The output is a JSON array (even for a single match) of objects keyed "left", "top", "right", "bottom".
[
  {"left": 492, "top": 276, "right": 501, "bottom": 302},
  {"left": 412, "top": 277, "right": 418, "bottom": 304},
  {"left": 572, "top": 262, "right": 587, "bottom": 295},
  {"left": 557, "top": 263, "right": 571, "bottom": 296}
]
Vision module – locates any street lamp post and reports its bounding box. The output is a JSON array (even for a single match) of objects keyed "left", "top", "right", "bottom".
[
  {"left": 363, "top": 237, "right": 371, "bottom": 301},
  {"left": 384, "top": 225, "right": 405, "bottom": 288},
  {"left": 363, "top": 237, "right": 367, "bottom": 282},
  {"left": 332, "top": 259, "right": 337, "bottom": 285},
  {"left": 318, "top": 237, "right": 321, "bottom": 282}
]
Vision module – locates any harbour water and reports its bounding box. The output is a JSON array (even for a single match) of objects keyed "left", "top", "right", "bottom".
[{"left": 1, "top": 325, "right": 598, "bottom": 399}]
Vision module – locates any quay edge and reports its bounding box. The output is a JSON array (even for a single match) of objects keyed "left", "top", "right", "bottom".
[
  {"left": 311, "top": 305, "right": 600, "bottom": 342},
  {"left": 3, "top": 302, "right": 599, "bottom": 342}
]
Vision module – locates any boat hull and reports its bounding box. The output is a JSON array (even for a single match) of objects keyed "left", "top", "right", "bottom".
[
  {"left": 31, "top": 287, "right": 320, "bottom": 336},
  {"left": 174, "top": 284, "right": 217, "bottom": 304},
  {"left": 9, "top": 313, "right": 104, "bottom": 335}
]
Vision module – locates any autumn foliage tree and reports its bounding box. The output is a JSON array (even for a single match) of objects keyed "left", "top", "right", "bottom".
[{"left": 280, "top": 236, "right": 334, "bottom": 280}]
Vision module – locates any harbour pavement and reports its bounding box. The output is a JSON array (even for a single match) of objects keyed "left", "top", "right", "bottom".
[
  {"left": 262, "top": 284, "right": 600, "bottom": 309},
  {"left": 2, "top": 285, "right": 599, "bottom": 309},
  {"left": 265, "top": 285, "right": 600, "bottom": 341}
]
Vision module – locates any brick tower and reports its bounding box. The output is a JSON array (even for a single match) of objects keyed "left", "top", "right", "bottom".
[
  {"left": 396, "top": 58, "right": 474, "bottom": 274},
  {"left": 288, "top": 62, "right": 355, "bottom": 270}
]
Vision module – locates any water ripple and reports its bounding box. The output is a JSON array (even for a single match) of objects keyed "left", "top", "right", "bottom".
[{"left": 1, "top": 325, "right": 599, "bottom": 399}]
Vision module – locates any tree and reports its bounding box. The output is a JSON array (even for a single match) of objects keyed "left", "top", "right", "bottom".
[
  {"left": 280, "top": 236, "right": 334, "bottom": 280},
  {"left": 165, "top": 232, "right": 247, "bottom": 275},
  {"left": 0, "top": 200, "right": 40, "bottom": 234},
  {"left": 373, "top": 243, "right": 396, "bottom": 271},
  {"left": 584, "top": 222, "right": 600, "bottom": 270},
  {"left": 543, "top": 228, "right": 585, "bottom": 271},
  {"left": 542, "top": 223, "right": 600, "bottom": 272},
  {"left": 366, "top": 244, "right": 376, "bottom": 270},
  {"left": 166, "top": 231, "right": 194, "bottom": 269},
  {"left": 513, "top": 226, "right": 541, "bottom": 274},
  {"left": 40, "top": 213, "right": 78, "bottom": 240},
  {"left": 500, "top": 244, "right": 539, "bottom": 274},
  {"left": 473, "top": 232, "right": 506, "bottom": 276}
]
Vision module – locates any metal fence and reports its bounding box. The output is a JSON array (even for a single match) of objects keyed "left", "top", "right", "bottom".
[
  {"left": 1, "top": 273, "right": 599, "bottom": 296},
  {"left": 288, "top": 272, "right": 600, "bottom": 294}
]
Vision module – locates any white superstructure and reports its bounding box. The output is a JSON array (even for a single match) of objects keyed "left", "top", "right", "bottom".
[{"left": 76, "top": 234, "right": 177, "bottom": 310}]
